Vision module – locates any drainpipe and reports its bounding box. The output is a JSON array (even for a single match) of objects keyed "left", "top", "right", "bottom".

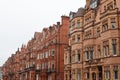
[
  {"left": 117, "top": 8, "right": 120, "bottom": 56},
  {"left": 58, "top": 23, "right": 61, "bottom": 79},
  {"left": 56, "top": 22, "right": 60, "bottom": 80}
]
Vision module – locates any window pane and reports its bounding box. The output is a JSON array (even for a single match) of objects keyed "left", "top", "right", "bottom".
[
  {"left": 77, "top": 22, "right": 80, "bottom": 27},
  {"left": 78, "top": 53, "right": 80, "bottom": 61},
  {"left": 86, "top": 51, "right": 89, "bottom": 60},
  {"left": 98, "top": 49, "right": 101, "bottom": 58},
  {"left": 86, "top": 73, "right": 89, "bottom": 79},
  {"left": 77, "top": 35, "right": 80, "bottom": 42},
  {"left": 111, "top": 22, "right": 116, "bottom": 29},
  {"left": 113, "top": 44, "right": 117, "bottom": 55},
  {"left": 114, "top": 71, "right": 118, "bottom": 79},
  {"left": 90, "top": 51, "right": 94, "bottom": 59},
  {"left": 78, "top": 73, "right": 81, "bottom": 80}
]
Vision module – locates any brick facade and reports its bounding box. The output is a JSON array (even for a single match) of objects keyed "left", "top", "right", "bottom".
[
  {"left": 2, "top": 50, "right": 20, "bottom": 80},
  {"left": 2, "top": 0, "right": 120, "bottom": 80},
  {"left": 2, "top": 16, "right": 69, "bottom": 80},
  {"left": 64, "top": 0, "right": 120, "bottom": 80}
]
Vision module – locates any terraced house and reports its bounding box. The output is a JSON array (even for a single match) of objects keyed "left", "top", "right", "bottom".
[
  {"left": 2, "top": 16, "right": 69, "bottom": 80},
  {"left": 34, "top": 16, "right": 69, "bottom": 80},
  {"left": 64, "top": 0, "right": 120, "bottom": 80},
  {"left": 2, "top": 50, "right": 20, "bottom": 80}
]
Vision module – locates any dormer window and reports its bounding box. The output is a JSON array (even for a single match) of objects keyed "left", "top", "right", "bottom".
[{"left": 90, "top": 1, "right": 97, "bottom": 8}]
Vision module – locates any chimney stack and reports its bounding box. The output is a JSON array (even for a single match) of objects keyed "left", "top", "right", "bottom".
[{"left": 86, "top": 0, "right": 90, "bottom": 9}]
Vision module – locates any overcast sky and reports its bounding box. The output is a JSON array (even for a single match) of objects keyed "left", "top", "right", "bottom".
[{"left": 0, "top": 0, "right": 85, "bottom": 66}]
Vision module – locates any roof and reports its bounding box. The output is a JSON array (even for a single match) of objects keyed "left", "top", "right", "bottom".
[
  {"left": 74, "top": 8, "right": 85, "bottom": 17},
  {"left": 90, "top": 0, "right": 96, "bottom": 4}
]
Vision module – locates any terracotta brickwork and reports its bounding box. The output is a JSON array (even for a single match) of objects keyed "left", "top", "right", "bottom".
[
  {"left": 2, "top": 50, "right": 20, "bottom": 80},
  {"left": 64, "top": 0, "right": 120, "bottom": 80},
  {"left": 2, "top": 16, "right": 69, "bottom": 80},
  {"left": 2, "top": 0, "right": 120, "bottom": 80}
]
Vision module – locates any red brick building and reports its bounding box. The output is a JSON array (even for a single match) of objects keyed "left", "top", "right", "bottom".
[
  {"left": 2, "top": 49, "right": 20, "bottom": 80},
  {"left": 34, "top": 16, "right": 69, "bottom": 80},
  {"left": 2, "top": 16, "right": 69, "bottom": 80},
  {"left": 64, "top": 0, "right": 120, "bottom": 80}
]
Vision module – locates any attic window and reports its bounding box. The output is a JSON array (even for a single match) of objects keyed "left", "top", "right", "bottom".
[{"left": 90, "top": 1, "right": 97, "bottom": 8}]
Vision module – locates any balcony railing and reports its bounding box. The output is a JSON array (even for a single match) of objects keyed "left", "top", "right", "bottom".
[
  {"left": 24, "top": 65, "right": 35, "bottom": 71},
  {"left": 85, "top": 58, "right": 103, "bottom": 66},
  {"left": 8, "top": 72, "right": 14, "bottom": 76},
  {"left": 29, "top": 65, "right": 35, "bottom": 69},
  {"left": 18, "top": 70, "right": 23, "bottom": 74},
  {"left": 51, "top": 68, "right": 55, "bottom": 72},
  {"left": 46, "top": 69, "right": 51, "bottom": 73},
  {"left": 46, "top": 68, "right": 55, "bottom": 73},
  {"left": 100, "top": 8, "right": 118, "bottom": 19},
  {"left": 36, "top": 69, "right": 41, "bottom": 74}
]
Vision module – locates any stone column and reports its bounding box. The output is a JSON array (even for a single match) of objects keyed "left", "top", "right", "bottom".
[
  {"left": 75, "top": 50, "right": 78, "bottom": 63},
  {"left": 90, "top": 68, "right": 92, "bottom": 80},
  {"left": 68, "top": 71, "right": 70, "bottom": 80},
  {"left": 75, "top": 69, "right": 78, "bottom": 80},
  {"left": 108, "top": 17, "right": 111, "bottom": 29},
  {"left": 110, "top": 65, "right": 113, "bottom": 80},
  {"left": 96, "top": 71, "right": 99, "bottom": 80}
]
